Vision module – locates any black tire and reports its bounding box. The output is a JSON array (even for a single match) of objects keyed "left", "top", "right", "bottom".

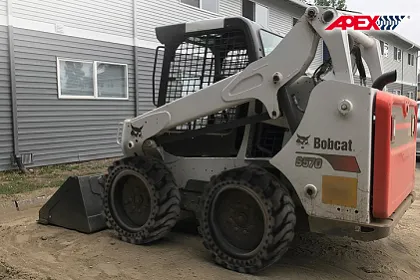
[
  {"left": 198, "top": 165, "right": 296, "bottom": 274},
  {"left": 102, "top": 156, "right": 181, "bottom": 244}
]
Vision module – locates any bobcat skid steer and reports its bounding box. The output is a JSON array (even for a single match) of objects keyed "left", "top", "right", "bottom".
[{"left": 51, "top": 5, "right": 418, "bottom": 274}]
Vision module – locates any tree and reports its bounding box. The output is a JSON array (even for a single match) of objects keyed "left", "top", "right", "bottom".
[{"left": 314, "top": 0, "right": 347, "bottom": 10}]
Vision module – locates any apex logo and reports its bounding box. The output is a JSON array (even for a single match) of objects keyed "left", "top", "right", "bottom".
[{"left": 326, "top": 15, "right": 406, "bottom": 31}]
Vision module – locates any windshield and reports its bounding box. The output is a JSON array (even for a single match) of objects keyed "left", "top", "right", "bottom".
[{"left": 259, "top": 30, "right": 283, "bottom": 56}]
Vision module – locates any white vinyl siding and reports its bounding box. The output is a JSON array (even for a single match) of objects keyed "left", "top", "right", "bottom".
[
  {"left": 180, "top": 0, "right": 219, "bottom": 13},
  {"left": 255, "top": 3, "right": 269, "bottom": 27},
  {"left": 219, "top": 0, "right": 241, "bottom": 17},
  {"left": 12, "top": 0, "right": 134, "bottom": 37},
  {"left": 0, "top": 0, "right": 6, "bottom": 15},
  {"left": 404, "top": 52, "right": 418, "bottom": 85},
  {"left": 381, "top": 42, "right": 403, "bottom": 80},
  {"left": 137, "top": 0, "right": 223, "bottom": 43}
]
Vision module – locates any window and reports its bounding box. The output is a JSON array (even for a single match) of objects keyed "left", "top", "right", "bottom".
[
  {"left": 260, "top": 29, "right": 283, "bottom": 56},
  {"left": 408, "top": 53, "right": 415, "bottom": 66},
  {"left": 242, "top": 0, "right": 269, "bottom": 27},
  {"left": 57, "top": 58, "right": 128, "bottom": 99},
  {"left": 293, "top": 17, "right": 298, "bottom": 26},
  {"left": 180, "top": 0, "right": 218, "bottom": 13},
  {"left": 58, "top": 59, "right": 94, "bottom": 97},
  {"left": 97, "top": 62, "right": 128, "bottom": 98},
  {"left": 408, "top": 91, "right": 414, "bottom": 100},
  {"left": 394, "top": 47, "right": 402, "bottom": 62},
  {"left": 380, "top": 41, "right": 388, "bottom": 58},
  {"left": 393, "top": 89, "right": 401, "bottom": 95}
]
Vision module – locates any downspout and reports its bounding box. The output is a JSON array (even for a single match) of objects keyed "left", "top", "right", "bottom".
[
  {"left": 133, "top": 0, "right": 139, "bottom": 116},
  {"left": 7, "top": 0, "right": 27, "bottom": 173},
  {"left": 417, "top": 53, "right": 419, "bottom": 100}
]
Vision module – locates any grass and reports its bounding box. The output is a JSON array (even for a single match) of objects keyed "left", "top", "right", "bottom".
[{"left": 0, "top": 158, "right": 117, "bottom": 195}]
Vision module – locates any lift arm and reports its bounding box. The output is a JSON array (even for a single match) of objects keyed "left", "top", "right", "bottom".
[{"left": 119, "top": 6, "right": 384, "bottom": 157}]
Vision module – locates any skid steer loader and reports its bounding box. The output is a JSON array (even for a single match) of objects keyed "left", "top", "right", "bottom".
[{"left": 39, "top": 5, "right": 417, "bottom": 274}]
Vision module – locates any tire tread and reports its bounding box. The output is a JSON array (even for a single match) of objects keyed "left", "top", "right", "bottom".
[
  {"left": 198, "top": 165, "right": 296, "bottom": 274},
  {"left": 101, "top": 156, "right": 181, "bottom": 245}
]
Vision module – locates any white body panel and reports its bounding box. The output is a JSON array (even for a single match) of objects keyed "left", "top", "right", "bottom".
[{"left": 270, "top": 80, "right": 375, "bottom": 224}]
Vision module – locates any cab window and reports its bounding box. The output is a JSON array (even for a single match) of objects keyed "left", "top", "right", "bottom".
[{"left": 259, "top": 29, "right": 283, "bottom": 56}]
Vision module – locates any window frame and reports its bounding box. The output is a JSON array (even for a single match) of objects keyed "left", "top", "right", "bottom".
[
  {"left": 179, "top": 0, "right": 220, "bottom": 14},
  {"left": 259, "top": 29, "right": 284, "bottom": 56},
  {"left": 95, "top": 61, "right": 130, "bottom": 100},
  {"left": 408, "top": 91, "right": 414, "bottom": 99},
  {"left": 408, "top": 53, "right": 415, "bottom": 66},
  {"left": 380, "top": 40, "right": 389, "bottom": 58},
  {"left": 57, "top": 57, "right": 129, "bottom": 100},
  {"left": 394, "top": 47, "right": 402, "bottom": 62}
]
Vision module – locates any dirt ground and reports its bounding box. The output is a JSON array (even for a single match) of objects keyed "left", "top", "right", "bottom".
[{"left": 1, "top": 166, "right": 420, "bottom": 280}]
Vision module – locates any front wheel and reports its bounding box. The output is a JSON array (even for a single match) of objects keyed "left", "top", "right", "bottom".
[
  {"left": 198, "top": 166, "right": 296, "bottom": 274},
  {"left": 102, "top": 156, "right": 181, "bottom": 244}
]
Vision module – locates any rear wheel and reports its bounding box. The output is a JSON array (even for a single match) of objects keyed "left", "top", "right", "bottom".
[
  {"left": 198, "top": 166, "right": 296, "bottom": 274},
  {"left": 102, "top": 156, "right": 181, "bottom": 244}
]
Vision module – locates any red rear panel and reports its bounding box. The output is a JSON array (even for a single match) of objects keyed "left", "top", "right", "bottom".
[{"left": 372, "top": 91, "right": 417, "bottom": 219}]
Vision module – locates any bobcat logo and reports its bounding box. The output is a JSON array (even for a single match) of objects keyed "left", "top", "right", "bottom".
[
  {"left": 130, "top": 124, "right": 144, "bottom": 138},
  {"left": 296, "top": 134, "right": 310, "bottom": 149}
]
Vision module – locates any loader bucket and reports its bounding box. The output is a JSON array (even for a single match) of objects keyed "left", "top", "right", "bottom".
[{"left": 38, "top": 175, "right": 108, "bottom": 234}]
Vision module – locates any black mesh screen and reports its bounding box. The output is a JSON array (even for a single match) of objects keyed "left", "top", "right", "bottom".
[
  {"left": 166, "top": 30, "right": 250, "bottom": 131},
  {"left": 249, "top": 123, "right": 285, "bottom": 157}
]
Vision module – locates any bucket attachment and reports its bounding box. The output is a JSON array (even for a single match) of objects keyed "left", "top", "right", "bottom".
[{"left": 38, "top": 175, "right": 108, "bottom": 234}]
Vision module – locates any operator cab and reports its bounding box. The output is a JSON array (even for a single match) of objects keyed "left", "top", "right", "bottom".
[{"left": 151, "top": 17, "right": 310, "bottom": 158}]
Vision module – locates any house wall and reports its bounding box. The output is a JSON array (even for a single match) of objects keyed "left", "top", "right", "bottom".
[
  {"left": 385, "top": 83, "right": 417, "bottom": 96},
  {"left": 136, "top": 47, "right": 161, "bottom": 114},
  {"left": 366, "top": 33, "right": 417, "bottom": 87},
  {"left": 0, "top": 25, "right": 13, "bottom": 170},
  {"left": 383, "top": 42, "right": 404, "bottom": 83},
  {"left": 12, "top": 0, "right": 134, "bottom": 38},
  {"left": 403, "top": 50, "right": 417, "bottom": 85},
  {"left": 136, "top": 0, "right": 233, "bottom": 44},
  {"left": 13, "top": 28, "right": 135, "bottom": 166},
  {"left": 219, "top": 0, "right": 242, "bottom": 16}
]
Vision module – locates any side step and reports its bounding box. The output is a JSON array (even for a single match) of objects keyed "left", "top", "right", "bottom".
[{"left": 38, "top": 175, "right": 108, "bottom": 234}]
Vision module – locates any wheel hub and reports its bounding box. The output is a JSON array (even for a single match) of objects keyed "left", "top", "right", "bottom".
[
  {"left": 110, "top": 169, "right": 152, "bottom": 232},
  {"left": 210, "top": 185, "right": 266, "bottom": 258}
]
